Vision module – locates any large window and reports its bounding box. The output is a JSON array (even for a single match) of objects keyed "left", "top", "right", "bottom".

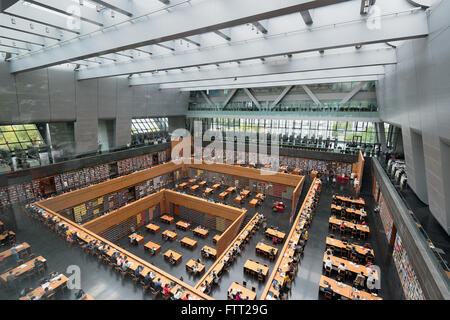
[
  {"left": 131, "top": 118, "right": 168, "bottom": 134},
  {"left": 0, "top": 124, "right": 44, "bottom": 152},
  {"left": 188, "top": 118, "right": 380, "bottom": 145}
]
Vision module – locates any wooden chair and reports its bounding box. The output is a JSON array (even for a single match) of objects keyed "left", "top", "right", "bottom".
[
  {"left": 331, "top": 224, "right": 338, "bottom": 232},
  {"left": 360, "top": 230, "right": 367, "bottom": 240},
  {"left": 325, "top": 266, "right": 332, "bottom": 277},
  {"left": 258, "top": 273, "right": 265, "bottom": 282},
  {"left": 324, "top": 291, "right": 333, "bottom": 300},
  {"left": 339, "top": 226, "right": 346, "bottom": 235},
  {"left": 252, "top": 286, "right": 256, "bottom": 292},
  {"left": 351, "top": 229, "right": 358, "bottom": 239},
  {"left": 242, "top": 280, "right": 247, "bottom": 287}
]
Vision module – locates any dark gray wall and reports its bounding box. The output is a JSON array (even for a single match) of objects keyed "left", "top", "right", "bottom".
[
  {"left": 376, "top": 0, "right": 450, "bottom": 235},
  {"left": 0, "top": 62, "right": 189, "bottom": 154}
]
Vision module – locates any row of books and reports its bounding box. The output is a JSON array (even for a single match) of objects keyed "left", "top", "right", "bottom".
[
  {"left": 392, "top": 234, "right": 425, "bottom": 300},
  {"left": 54, "top": 164, "right": 110, "bottom": 193},
  {"left": 0, "top": 148, "right": 170, "bottom": 208},
  {"left": 0, "top": 182, "right": 39, "bottom": 207},
  {"left": 203, "top": 150, "right": 353, "bottom": 176},
  {"left": 378, "top": 194, "right": 394, "bottom": 242}
]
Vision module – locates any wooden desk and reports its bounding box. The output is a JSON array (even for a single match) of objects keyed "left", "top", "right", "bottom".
[
  {"left": 212, "top": 184, "right": 221, "bottom": 191},
  {"left": 163, "top": 250, "right": 182, "bottom": 265},
  {"left": 256, "top": 243, "right": 278, "bottom": 258},
  {"left": 226, "top": 187, "right": 236, "bottom": 193},
  {"left": 178, "top": 182, "right": 188, "bottom": 190},
  {"left": 190, "top": 185, "right": 199, "bottom": 192},
  {"left": 326, "top": 237, "right": 374, "bottom": 256},
  {"left": 219, "top": 191, "right": 229, "bottom": 200},
  {"left": 180, "top": 237, "right": 197, "bottom": 249},
  {"left": 293, "top": 168, "right": 300, "bottom": 175},
  {"left": 331, "top": 204, "right": 364, "bottom": 217},
  {"left": 128, "top": 233, "right": 144, "bottom": 245},
  {"left": 145, "top": 223, "right": 160, "bottom": 234},
  {"left": 186, "top": 259, "right": 205, "bottom": 275},
  {"left": 279, "top": 166, "right": 287, "bottom": 173},
  {"left": 193, "top": 227, "right": 209, "bottom": 238},
  {"left": 265, "top": 228, "right": 286, "bottom": 243},
  {"left": 323, "top": 253, "right": 379, "bottom": 279},
  {"left": 255, "top": 193, "right": 264, "bottom": 200},
  {"left": 0, "top": 231, "right": 15, "bottom": 242},
  {"left": 334, "top": 196, "right": 365, "bottom": 207},
  {"left": 189, "top": 179, "right": 197, "bottom": 184},
  {"left": 243, "top": 260, "right": 269, "bottom": 280},
  {"left": 176, "top": 221, "right": 191, "bottom": 231},
  {"left": 198, "top": 181, "right": 206, "bottom": 187},
  {"left": 1, "top": 256, "right": 46, "bottom": 282},
  {"left": 319, "top": 275, "right": 382, "bottom": 300},
  {"left": 160, "top": 215, "right": 174, "bottom": 224},
  {"left": 20, "top": 274, "right": 69, "bottom": 300},
  {"left": 205, "top": 188, "right": 214, "bottom": 195},
  {"left": 201, "top": 246, "right": 217, "bottom": 259},
  {"left": 213, "top": 234, "right": 221, "bottom": 244},
  {"left": 144, "top": 241, "right": 161, "bottom": 255},
  {"left": 240, "top": 190, "right": 250, "bottom": 198},
  {"left": 249, "top": 198, "right": 259, "bottom": 208},
  {"left": 329, "top": 218, "right": 370, "bottom": 234},
  {"left": 0, "top": 242, "right": 31, "bottom": 261},
  {"left": 162, "top": 230, "right": 178, "bottom": 241},
  {"left": 234, "top": 196, "right": 243, "bottom": 204},
  {"left": 228, "top": 282, "right": 257, "bottom": 300}
]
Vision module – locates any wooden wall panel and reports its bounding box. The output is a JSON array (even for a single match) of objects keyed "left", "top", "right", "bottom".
[
  {"left": 215, "top": 210, "right": 247, "bottom": 258},
  {"left": 82, "top": 191, "right": 164, "bottom": 234},
  {"left": 39, "top": 161, "right": 182, "bottom": 212}
]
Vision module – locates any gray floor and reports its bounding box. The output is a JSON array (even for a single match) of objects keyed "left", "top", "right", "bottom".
[{"left": 0, "top": 175, "right": 404, "bottom": 300}]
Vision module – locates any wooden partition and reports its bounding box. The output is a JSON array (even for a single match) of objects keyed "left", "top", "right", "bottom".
[
  {"left": 39, "top": 161, "right": 182, "bottom": 212},
  {"left": 82, "top": 191, "right": 164, "bottom": 234},
  {"left": 34, "top": 203, "right": 211, "bottom": 300},
  {"left": 215, "top": 210, "right": 247, "bottom": 258},
  {"left": 291, "top": 176, "right": 305, "bottom": 216},
  {"left": 352, "top": 151, "right": 365, "bottom": 195},
  {"left": 260, "top": 178, "right": 320, "bottom": 299},
  {"left": 195, "top": 212, "right": 259, "bottom": 292},
  {"left": 163, "top": 190, "right": 244, "bottom": 221},
  {"left": 186, "top": 160, "right": 302, "bottom": 187}
]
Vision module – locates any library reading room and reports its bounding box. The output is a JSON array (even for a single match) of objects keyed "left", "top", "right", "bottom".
[{"left": 0, "top": 0, "right": 449, "bottom": 305}]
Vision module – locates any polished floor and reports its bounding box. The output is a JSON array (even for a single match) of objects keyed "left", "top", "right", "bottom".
[{"left": 0, "top": 174, "right": 404, "bottom": 300}]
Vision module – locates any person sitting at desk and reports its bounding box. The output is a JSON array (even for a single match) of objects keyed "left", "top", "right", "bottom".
[
  {"left": 324, "top": 257, "right": 333, "bottom": 270},
  {"left": 324, "top": 284, "right": 334, "bottom": 298},
  {"left": 172, "top": 288, "right": 183, "bottom": 300},
  {"left": 212, "top": 271, "right": 219, "bottom": 285},
  {"left": 74, "top": 289, "right": 85, "bottom": 300},
  {"left": 162, "top": 283, "right": 171, "bottom": 297},
  {"left": 153, "top": 278, "right": 162, "bottom": 292},
  {"left": 168, "top": 253, "right": 175, "bottom": 264},
  {"left": 162, "top": 233, "right": 169, "bottom": 241},
  {"left": 354, "top": 272, "right": 366, "bottom": 289},
  {"left": 130, "top": 236, "right": 138, "bottom": 246},
  {"left": 182, "top": 293, "right": 191, "bottom": 300},
  {"left": 325, "top": 248, "right": 333, "bottom": 256},
  {"left": 143, "top": 272, "right": 152, "bottom": 286},
  {"left": 42, "top": 287, "right": 53, "bottom": 300},
  {"left": 135, "top": 265, "right": 144, "bottom": 278}
]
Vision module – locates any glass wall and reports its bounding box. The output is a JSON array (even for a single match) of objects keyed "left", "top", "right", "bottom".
[
  {"left": 131, "top": 118, "right": 169, "bottom": 134},
  {"left": 0, "top": 124, "right": 44, "bottom": 152},
  {"left": 189, "top": 118, "right": 379, "bottom": 145}
]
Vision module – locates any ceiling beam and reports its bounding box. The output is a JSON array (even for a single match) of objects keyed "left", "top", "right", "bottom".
[
  {"left": 0, "top": 27, "right": 49, "bottom": 46},
  {"left": 251, "top": 21, "right": 267, "bottom": 34},
  {"left": 182, "top": 37, "right": 201, "bottom": 47},
  {"left": 270, "top": 85, "right": 293, "bottom": 109},
  {"left": 155, "top": 43, "right": 175, "bottom": 51},
  {"left": 130, "top": 48, "right": 396, "bottom": 86},
  {"left": 159, "top": 0, "right": 171, "bottom": 4},
  {"left": 0, "top": 0, "right": 18, "bottom": 12},
  {"left": 243, "top": 88, "right": 262, "bottom": 109},
  {"left": 10, "top": 0, "right": 352, "bottom": 73},
  {"left": 89, "top": 0, "right": 133, "bottom": 17},
  {"left": 159, "top": 66, "right": 384, "bottom": 90},
  {"left": 300, "top": 10, "right": 313, "bottom": 25},
  {"left": 200, "top": 90, "right": 215, "bottom": 107},
  {"left": 78, "top": 10, "right": 426, "bottom": 80},
  {"left": 223, "top": 88, "right": 238, "bottom": 108},
  {"left": 339, "top": 81, "right": 366, "bottom": 104},
  {"left": 25, "top": 0, "right": 105, "bottom": 27},
  {"left": 0, "top": 13, "right": 65, "bottom": 40},
  {"left": 213, "top": 30, "right": 231, "bottom": 41},
  {"left": 301, "top": 85, "right": 322, "bottom": 105}
]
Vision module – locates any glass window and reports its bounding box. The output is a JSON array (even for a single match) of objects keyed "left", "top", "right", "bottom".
[{"left": 131, "top": 118, "right": 168, "bottom": 135}]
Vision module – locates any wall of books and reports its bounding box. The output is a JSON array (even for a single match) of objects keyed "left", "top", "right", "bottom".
[
  {"left": 116, "top": 149, "right": 170, "bottom": 175},
  {"left": 54, "top": 164, "right": 110, "bottom": 193},
  {"left": 392, "top": 233, "right": 426, "bottom": 300},
  {"left": 378, "top": 193, "right": 394, "bottom": 241},
  {"left": 203, "top": 149, "right": 352, "bottom": 176}
]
